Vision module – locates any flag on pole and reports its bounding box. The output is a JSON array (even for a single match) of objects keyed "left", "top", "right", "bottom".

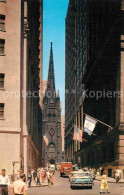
[
  {"left": 43, "top": 133, "right": 49, "bottom": 146},
  {"left": 73, "top": 126, "right": 83, "bottom": 142},
  {"left": 84, "top": 115, "right": 97, "bottom": 135}
]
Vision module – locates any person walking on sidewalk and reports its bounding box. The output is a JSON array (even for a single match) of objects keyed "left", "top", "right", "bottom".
[
  {"left": 27, "top": 170, "right": 32, "bottom": 187},
  {"left": 46, "top": 171, "right": 51, "bottom": 188},
  {"left": 115, "top": 168, "right": 121, "bottom": 182},
  {"left": 100, "top": 171, "right": 110, "bottom": 194},
  {"left": 33, "top": 170, "right": 37, "bottom": 183},
  {"left": 41, "top": 171, "right": 45, "bottom": 183},
  {"left": 50, "top": 172, "right": 54, "bottom": 187},
  {"left": 16, "top": 169, "right": 26, "bottom": 182},
  {"left": 12, "top": 174, "right": 27, "bottom": 195},
  {"left": 0, "top": 169, "right": 10, "bottom": 195},
  {"left": 37, "top": 170, "right": 41, "bottom": 185}
]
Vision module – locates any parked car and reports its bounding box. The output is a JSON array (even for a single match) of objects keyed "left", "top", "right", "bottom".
[{"left": 70, "top": 171, "right": 93, "bottom": 189}]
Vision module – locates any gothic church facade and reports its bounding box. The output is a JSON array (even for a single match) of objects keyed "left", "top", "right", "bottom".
[{"left": 42, "top": 43, "right": 62, "bottom": 166}]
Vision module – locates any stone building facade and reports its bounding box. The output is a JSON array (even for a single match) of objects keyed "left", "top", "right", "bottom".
[
  {"left": 42, "top": 43, "right": 62, "bottom": 166},
  {"left": 65, "top": 0, "right": 124, "bottom": 178},
  {"left": 0, "top": 0, "right": 43, "bottom": 176}
]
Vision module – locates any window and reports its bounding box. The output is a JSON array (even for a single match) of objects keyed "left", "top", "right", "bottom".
[
  {"left": 0, "top": 39, "right": 5, "bottom": 54},
  {"left": 0, "top": 103, "right": 4, "bottom": 119},
  {"left": 0, "top": 74, "right": 5, "bottom": 88},
  {"left": 0, "top": 15, "right": 5, "bottom": 31}
]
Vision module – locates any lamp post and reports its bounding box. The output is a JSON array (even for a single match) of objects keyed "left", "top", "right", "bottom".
[{"left": 12, "top": 162, "right": 15, "bottom": 175}]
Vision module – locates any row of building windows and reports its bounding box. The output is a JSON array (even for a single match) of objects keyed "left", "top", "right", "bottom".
[{"left": 0, "top": 13, "right": 6, "bottom": 118}]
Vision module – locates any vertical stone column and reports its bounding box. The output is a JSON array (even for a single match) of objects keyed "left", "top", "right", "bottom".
[
  {"left": 23, "top": 1, "right": 28, "bottom": 175},
  {"left": 78, "top": 110, "right": 80, "bottom": 150},
  {"left": 118, "top": 0, "right": 124, "bottom": 170},
  {"left": 120, "top": 35, "right": 124, "bottom": 123},
  {"left": 75, "top": 114, "right": 77, "bottom": 152}
]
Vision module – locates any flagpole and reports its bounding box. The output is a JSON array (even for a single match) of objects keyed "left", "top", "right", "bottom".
[{"left": 83, "top": 113, "right": 113, "bottom": 129}]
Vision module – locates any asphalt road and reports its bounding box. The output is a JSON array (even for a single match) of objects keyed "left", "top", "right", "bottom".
[{"left": 26, "top": 172, "right": 124, "bottom": 195}]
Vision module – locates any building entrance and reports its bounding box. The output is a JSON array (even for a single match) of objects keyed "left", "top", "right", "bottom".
[{"left": 49, "top": 159, "right": 55, "bottom": 164}]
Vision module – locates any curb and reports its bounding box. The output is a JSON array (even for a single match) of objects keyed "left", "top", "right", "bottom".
[{"left": 29, "top": 185, "right": 49, "bottom": 188}]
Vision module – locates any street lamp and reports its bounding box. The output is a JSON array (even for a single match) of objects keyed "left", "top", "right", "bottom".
[{"left": 12, "top": 162, "right": 15, "bottom": 175}]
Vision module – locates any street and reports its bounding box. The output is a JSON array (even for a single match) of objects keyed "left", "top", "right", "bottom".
[{"left": 26, "top": 172, "right": 124, "bottom": 195}]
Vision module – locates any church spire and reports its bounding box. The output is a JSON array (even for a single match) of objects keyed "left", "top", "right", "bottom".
[{"left": 47, "top": 42, "right": 55, "bottom": 92}]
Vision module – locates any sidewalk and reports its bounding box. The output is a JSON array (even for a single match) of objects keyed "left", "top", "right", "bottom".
[
  {"left": 29, "top": 179, "right": 49, "bottom": 188},
  {"left": 96, "top": 176, "right": 124, "bottom": 183}
]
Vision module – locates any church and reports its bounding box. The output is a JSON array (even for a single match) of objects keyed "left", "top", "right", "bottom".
[{"left": 42, "top": 43, "right": 62, "bottom": 166}]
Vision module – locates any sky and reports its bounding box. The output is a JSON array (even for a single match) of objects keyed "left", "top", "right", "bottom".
[{"left": 43, "top": 0, "right": 69, "bottom": 114}]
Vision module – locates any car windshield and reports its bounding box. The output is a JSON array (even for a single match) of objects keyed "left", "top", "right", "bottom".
[{"left": 76, "top": 173, "right": 89, "bottom": 177}]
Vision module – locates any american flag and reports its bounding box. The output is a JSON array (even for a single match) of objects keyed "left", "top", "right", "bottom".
[
  {"left": 43, "top": 133, "right": 49, "bottom": 146},
  {"left": 73, "top": 126, "right": 83, "bottom": 142}
]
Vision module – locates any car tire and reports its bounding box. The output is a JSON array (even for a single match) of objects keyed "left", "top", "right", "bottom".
[
  {"left": 71, "top": 186, "right": 74, "bottom": 189},
  {"left": 89, "top": 186, "right": 92, "bottom": 189}
]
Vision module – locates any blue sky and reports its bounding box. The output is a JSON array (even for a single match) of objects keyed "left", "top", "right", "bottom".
[{"left": 43, "top": 0, "right": 69, "bottom": 114}]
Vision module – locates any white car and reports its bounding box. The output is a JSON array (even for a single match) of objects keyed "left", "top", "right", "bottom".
[{"left": 69, "top": 170, "right": 83, "bottom": 182}]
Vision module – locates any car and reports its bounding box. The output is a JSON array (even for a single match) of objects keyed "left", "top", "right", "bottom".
[
  {"left": 70, "top": 171, "right": 93, "bottom": 189},
  {"left": 69, "top": 171, "right": 81, "bottom": 182}
]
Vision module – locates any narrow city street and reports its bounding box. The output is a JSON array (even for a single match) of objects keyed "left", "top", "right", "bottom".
[{"left": 26, "top": 172, "right": 124, "bottom": 195}]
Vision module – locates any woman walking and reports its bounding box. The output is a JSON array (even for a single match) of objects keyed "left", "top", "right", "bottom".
[
  {"left": 50, "top": 172, "right": 54, "bottom": 186},
  {"left": 100, "top": 171, "right": 110, "bottom": 194},
  {"left": 41, "top": 171, "right": 45, "bottom": 183}
]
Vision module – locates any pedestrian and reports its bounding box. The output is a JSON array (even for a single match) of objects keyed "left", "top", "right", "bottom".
[
  {"left": 50, "top": 172, "right": 54, "bottom": 186},
  {"left": 96, "top": 170, "right": 100, "bottom": 179},
  {"left": 31, "top": 169, "right": 34, "bottom": 179},
  {"left": 100, "top": 171, "right": 110, "bottom": 194},
  {"left": 91, "top": 169, "right": 95, "bottom": 180},
  {"left": 33, "top": 170, "right": 37, "bottom": 182},
  {"left": 0, "top": 169, "right": 10, "bottom": 195},
  {"left": 41, "top": 171, "right": 45, "bottom": 183},
  {"left": 115, "top": 168, "right": 121, "bottom": 182},
  {"left": 12, "top": 173, "right": 27, "bottom": 195},
  {"left": 37, "top": 170, "right": 41, "bottom": 185},
  {"left": 27, "top": 170, "right": 32, "bottom": 187},
  {"left": 114, "top": 169, "right": 116, "bottom": 179},
  {"left": 16, "top": 169, "right": 26, "bottom": 182},
  {"left": 46, "top": 170, "right": 51, "bottom": 188}
]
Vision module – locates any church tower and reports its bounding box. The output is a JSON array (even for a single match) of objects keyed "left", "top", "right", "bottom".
[{"left": 42, "top": 43, "right": 62, "bottom": 166}]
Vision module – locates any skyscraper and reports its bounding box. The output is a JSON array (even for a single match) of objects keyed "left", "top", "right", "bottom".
[
  {"left": 65, "top": 0, "right": 124, "bottom": 177},
  {"left": 0, "top": 0, "right": 43, "bottom": 175}
]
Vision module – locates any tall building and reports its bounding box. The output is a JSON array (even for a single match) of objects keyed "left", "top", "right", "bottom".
[
  {"left": 61, "top": 115, "right": 65, "bottom": 152},
  {"left": 61, "top": 114, "right": 65, "bottom": 161},
  {"left": 65, "top": 0, "right": 124, "bottom": 177},
  {"left": 0, "top": 0, "right": 43, "bottom": 175},
  {"left": 42, "top": 43, "right": 62, "bottom": 166}
]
